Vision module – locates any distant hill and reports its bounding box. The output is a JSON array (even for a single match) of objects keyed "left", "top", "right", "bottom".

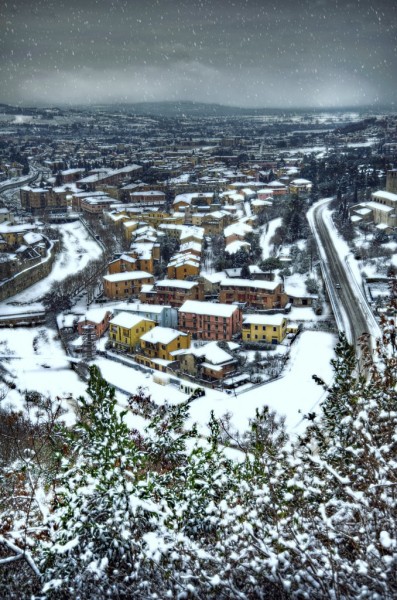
[
  {"left": 1, "top": 100, "right": 394, "bottom": 119},
  {"left": 107, "top": 101, "right": 291, "bottom": 117}
]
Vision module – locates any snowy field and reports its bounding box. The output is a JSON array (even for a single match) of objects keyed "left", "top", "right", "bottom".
[
  {"left": 95, "top": 330, "right": 336, "bottom": 438},
  {"left": 0, "top": 325, "right": 336, "bottom": 439},
  {"left": 0, "top": 327, "right": 86, "bottom": 423},
  {"left": 1, "top": 220, "right": 102, "bottom": 306},
  {"left": 260, "top": 217, "right": 282, "bottom": 260},
  {"left": 97, "top": 330, "right": 336, "bottom": 438},
  {"left": 184, "top": 330, "right": 336, "bottom": 438}
]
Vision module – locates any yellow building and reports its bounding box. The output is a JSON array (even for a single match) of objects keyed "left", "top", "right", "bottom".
[
  {"left": 138, "top": 326, "right": 190, "bottom": 362},
  {"left": 123, "top": 219, "right": 139, "bottom": 244},
  {"left": 289, "top": 178, "right": 312, "bottom": 195},
  {"left": 108, "top": 248, "right": 155, "bottom": 275},
  {"left": 108, "top": 312, "right": 155, "bottom": 351},
  {"left": 242, "top": 314, "right": 287, "bottom": 344},
  {"left": 167, "top": 254, "right": 200, "bottom": 280},
  {"left": 140, "top": 212, "right": 184, "bottom": 228},
  {"left": 158, "top": 223, "right": 183, "bottom": 240}
]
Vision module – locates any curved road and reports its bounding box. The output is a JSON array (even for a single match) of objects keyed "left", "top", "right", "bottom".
[
  {"left": 308, "top": 199, "right": 380, "bottom": 353},
  {"left": 0, "top": 170, "right": 39, "bottom": 195}
]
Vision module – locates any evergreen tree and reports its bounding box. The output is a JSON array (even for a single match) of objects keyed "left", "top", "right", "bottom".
[{"left": 41, "top": 367, "right": 163, "bottom": 598}]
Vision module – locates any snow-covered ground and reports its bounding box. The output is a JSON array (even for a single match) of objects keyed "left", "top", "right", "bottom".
[
  {"left": 0, "top": 327, "right": 86, "bottom": 423},
  {"left": 0, "top": 322, "right": 336, "bottom": 440},
  {"left": 0, "top": 201, "right": 346, "bottom": 444},
  {"left": 1, "top": 220, "right": 102, "bottom": 306},
  {"left": 95, "top": 330, "right": 336, "bottom": 438},
  {"left": 183, "top": 330, "right": 336, "bottom": 438},
  {"left": 260, "top": 217, "right": 282, "bottom": 260}
]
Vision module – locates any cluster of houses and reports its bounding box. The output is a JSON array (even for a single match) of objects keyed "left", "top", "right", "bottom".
[
  {"left": 0, "top": 161, "right": 25, "bottom": 181},
  {"left": 63, "top": 297, "right": 290, "bottom": 385},
  {"left": 350, "top": 170, "right": 397, "bottom": 233},
  {"left": 17, "top": 159, "right": 312, "bottom": 218},
  {"left": 31, "top": 160, "right": 317, "bottom": 386},
  {"left": 0, "top": 208, "right": 50, "bottom": 283}
]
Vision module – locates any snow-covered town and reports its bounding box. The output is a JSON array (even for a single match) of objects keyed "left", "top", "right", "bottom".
[
  {"left": 1, "top": 31, "right": 397, "bottom": 597},
  {"left": 1, "top": 107, "right": 396, "bottom": 437}
]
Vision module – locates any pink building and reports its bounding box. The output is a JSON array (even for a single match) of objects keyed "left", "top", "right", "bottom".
[
  {"left": 178, "top": 300, "right": 242, "bottom": 341},
  {"left": 77, "top": 308, "right": 113, "bottom": 338}
]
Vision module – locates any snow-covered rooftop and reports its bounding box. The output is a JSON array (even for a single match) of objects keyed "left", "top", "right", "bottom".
[
  {"left": 372, "top": 190, "right": 397, "bottom": 203},
  {"left": 110, "top": 311, "right": 154, "bottom": 329},
  {"left": 191, "top": 341, "right": 235, "bottom": 364},
  {"left": 140, "top": 326, "right": 187, "bottom": 345},
  {"left": 103, "top": 271, "right": 153, "bottom": 283},
  {"left": 220, "top": 278, "right": 281, "bottom": 291},
  {"left": 243, "top": 314, "right": 286, "bottom": 326},
  {"left": 78, "top": 307, "right": 112, "bottom": 324},
  {"left": 156, "top": 279, "right": 198, "bottom": 290},
  {"left": 179, "top": 300, "right": 239, "bottom": 317}
]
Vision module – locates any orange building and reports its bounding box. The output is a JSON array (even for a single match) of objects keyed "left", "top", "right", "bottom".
[
  {"left": 219, "top": 278, "right": 288, "bottom": 309},
  {"left": 103, "top": 271, "right": 154, "bottom": 299},
  {"left": 139, "top": 279, "right": 204, "bottom": 307}
]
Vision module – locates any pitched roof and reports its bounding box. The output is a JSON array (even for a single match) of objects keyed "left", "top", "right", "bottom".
[
  {"left": 109, "top": 312, "right": 154, "bottom": 329},
  {"left": 140, "top": 326, "right": 187, "bottom": 345},
  {"left": 179, "top": 300, "right": 239, "bottom": 317},
  {"left": 103, "top": 271, "right": 153, "bottom": 283}
]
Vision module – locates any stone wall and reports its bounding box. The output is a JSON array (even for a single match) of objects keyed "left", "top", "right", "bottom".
[{"left": 0, "top": 239, "right": 59, "bottom": 302}]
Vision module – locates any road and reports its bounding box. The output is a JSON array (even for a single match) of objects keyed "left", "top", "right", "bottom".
[
  {"left": 0, "top": 170, "right": 39, "bottom": 195},
  {"left": 308, "top": 199, "right": 380, "bottom": 353}
]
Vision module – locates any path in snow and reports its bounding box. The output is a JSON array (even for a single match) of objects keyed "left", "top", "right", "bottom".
[{"left": 260, "top": 217, "right": 282, "bottom": 260}]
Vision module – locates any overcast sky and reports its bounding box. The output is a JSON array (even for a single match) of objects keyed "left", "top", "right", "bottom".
[{"left": 1, "top": 0, "right": 396, "bottom": 108}]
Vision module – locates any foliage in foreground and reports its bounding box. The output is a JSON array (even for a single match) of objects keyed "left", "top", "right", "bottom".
[{"left": 0, "top": 318, "right": 396, "bottom": 599}]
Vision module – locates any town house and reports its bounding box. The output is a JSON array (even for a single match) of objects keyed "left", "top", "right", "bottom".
[
  {"left": 108, "top": 312, "right": 155, "bottom": 352},
  {"left": 139, "top": 279, "right": 205, "bottom": 308},
  {"left": 103, "top": 271, "right": 154, "bottom": 299},
  {"left": 242, "top": 314, "right": 287, "bottom": 344},
  {"left": 178, "top": 300, "right": 242, "bottom": 341},
  {"left": 136, "top": 327, "right": 191, "bottom": 372},
  {"left": 219, "top": 278, "right": 288, "bottom": 309}
]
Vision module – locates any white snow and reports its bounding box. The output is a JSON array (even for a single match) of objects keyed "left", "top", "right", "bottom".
[
  {"left": 0, "top": 327, "right": 86, "bottom": 420},
  {"left": 103, "top": 271, "right": 153, "bottom": 283},
  {"left": 109, "top": 312, "right": 154, "bottom": 329},
  {"left": 182, "top": 330, "right": 336, "bottom": 437},
  {"left": 1, "top": 221, "right": 103, "bottom": 305},
  {"left": 260, "top": 217, "right": 282, "bottom": 260},
  {"left": 179, "top": 300, "right": 239, "bottom": 317},
  {"left": 140, "top": 326, "right": 187, "bottom": 345}
]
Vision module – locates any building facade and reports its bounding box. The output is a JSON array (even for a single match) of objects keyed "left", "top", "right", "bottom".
[
  {"left": 242, "top": 314, "right": 287, "bottom": 344},
  {"left": 103, "top": 271, "right": 154, "bottom": 299},
  {"left": 178, "top": 300, "right": 242, "bottom": 340},
  {"left": 219, "top": 278, "right": 288, "bottom": 309}
]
